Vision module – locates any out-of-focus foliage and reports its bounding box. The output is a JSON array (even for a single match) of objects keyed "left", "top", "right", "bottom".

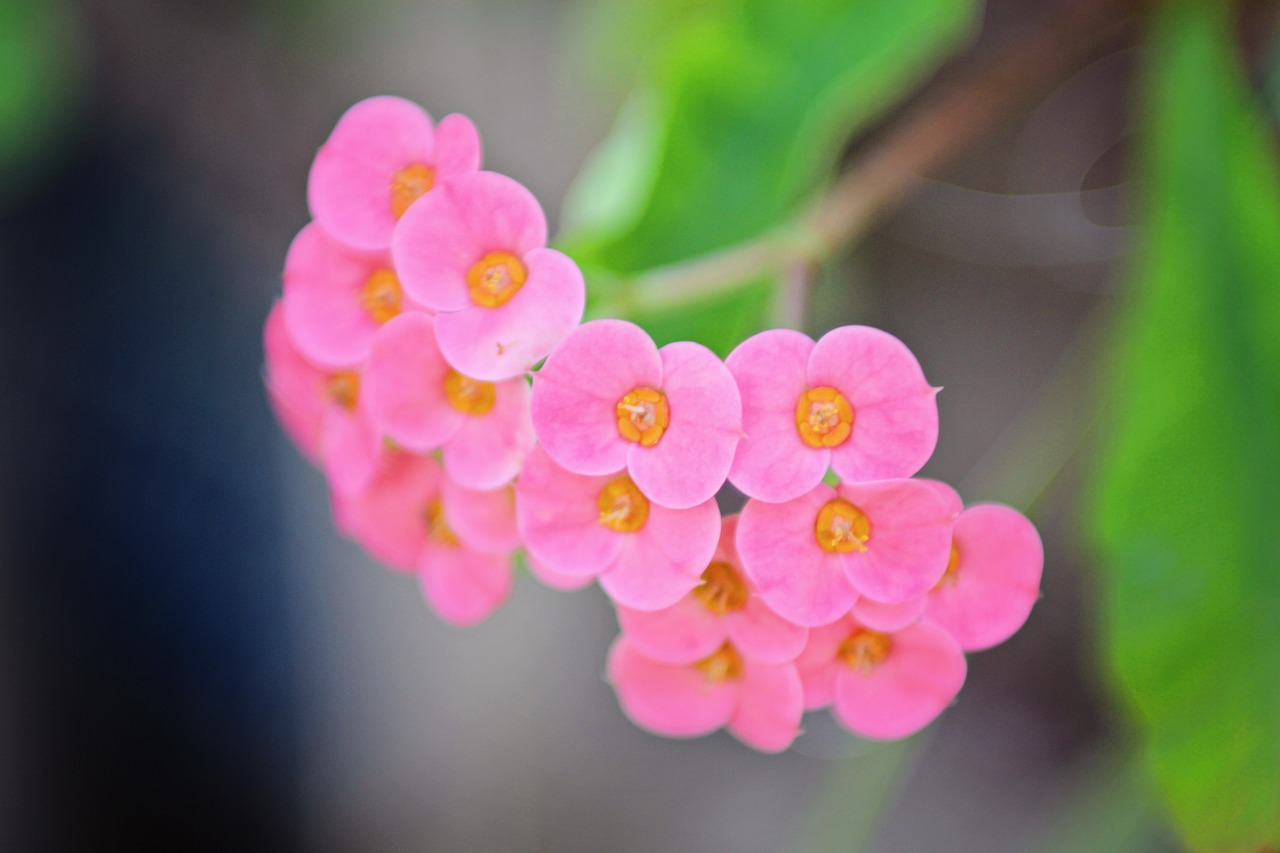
[
  {"left": 560, "top": 0, "right": 979, "bottom": 354},
  {"left": 1089, "top": 2, "right": 1280, "bottom": 851},
  {"left": 0, "top": 0, "right": 80, "bottom": 199}
]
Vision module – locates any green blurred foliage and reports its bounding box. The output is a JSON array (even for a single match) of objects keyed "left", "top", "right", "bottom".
[
  {"left": 560, "top": 0, "right": 979, "bottom": 354},
  {"left": 1089, "top": 2, "right": 1280, "bottom": 851}
]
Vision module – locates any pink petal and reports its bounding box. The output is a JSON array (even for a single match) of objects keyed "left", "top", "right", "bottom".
[
  {"left": 514, "top": 446, "right": 621, "bottom": 577},
  {"left": 525, "top": 551, "right": 594, "bottom": 591},
  {"left": 917, "top": 478, "right": 964, "bottom": 517},
  {"left": 308, "top": 96, "right": 436, "bottom": 252},
  {"left": 626, "top": 341, "right": 741, "bottom": 509},
  {"left": 808, "top": 326, "right": 938, "bottom": 482},
  {"left": 440, "top": 477, "right": 520, "bottom": 556},
  {"left": 792, "top": 619, "right": 851, "bottom": 711},
  {"left": 321, "top": 401, "right": 385, "bottom": 495},
  {"left": 393, "top": 171, "right": 547, "bottom": 312},
  {"left": 363, "top": 312, "right": 462, "bottom": 452},
  {"left": 925, "top": 504, "right": 1043, "bottom": 651},
  {"left": 531, "top": 319, "right": 662, "bottom": 475},
  {"left": 607, "top": 637, "right": 737, "bottom": 738},
  {"left": 726, "top": 329, "right": 829, "bottom": 502},
  {"left": 736, "top": 488, "right": 859, "bottom": 627},
  {"left": 832, "top": 621, "right": 967, "bottom": 740},
  {"left": 616, "top": 596, "right": 726, "bottom": 665},
  {"left": 727, "top": 660, "right": 804, "bottom": 753},
  {"left": 263, "top": 303, "right": 325, "bottom": 462},
  {"left": 724, "top": 596, "right": 809, "bottom": 664},
  {"left": 835, "top": 479, "right": 954, "bottom": 603},
  {"left": 442, "top": 376, "right": 535, "bottom": 489},
  {"left": 852, "top": 595, "right": 928, "bottom": 632},
  {"left": 433, "top": 113, "right": 482, "bottom": 177},
  {"left": 435, "top": 247, "right": 585, "bottom": 381},
  {"left": 332, "top": 452, "right": 440, "bottom": 571},
  {"left": 419, "top": 541, "right": 512, "bottom": 626},
  {"left": 598, "top": 498, "right": 721, "bottom": 610}
]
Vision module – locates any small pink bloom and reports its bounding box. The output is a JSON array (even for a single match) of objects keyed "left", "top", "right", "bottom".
[
  {"left": 736, "top": 478, "right": 953, "bottom": 626},
  {"left": 607, "top": 636, "right": 804, "bottom": 753},
  {"left": 282, "top": 223, "right": 428, "bottom": 369},
  {"left": 531, "top": 319, "right": 742, "bottom": 509},
  {"left": 262, "top": 303, "right": 383, "bottom": 493},
  {"left": 364, "top": 312, "right": 534, "bottom": 489},
  {"left": 308, "top": 96, "right": 481, "bottom": 252},
  {"left": 515, "top": 446, "right": 719, "bottom": 610},
  {"left": 797, "top": 615, "right": 966, "bottom": 740},
  {"left": 392, "top": 171, "right": 584, "bottom": 380},
  {"left": 925, "top": 503, "right": 1043, "bottom": 651},
  {"left": 616, "top": 515, "right": 807, "bottom": 665},
  {"left": 726, "top": 326, "right": 938, "bottom": 503}
]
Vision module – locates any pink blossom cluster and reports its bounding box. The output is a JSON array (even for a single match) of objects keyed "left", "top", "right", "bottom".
[{"left": 264, "top": 96, "right": 1044, "bottom": 752}]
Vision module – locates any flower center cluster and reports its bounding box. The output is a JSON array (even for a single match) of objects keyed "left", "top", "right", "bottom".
[
  {"left": 597, "top": 475, "right": 650, "bottom": 532},
  {"left": 326, "top": 371, "right": 360, "bottom": 411},
  {"left": 390, "top": 163, "right": 436, "bottom": 218},
  {"left": 836, "top": 628, "right": 893, "bottom": 674},
  {"left": 359, "top": 268, "right": 403, "bottom": 323},
  {"left": 693, "top": 641, "right": 744, "bottom": 682},
  {"left": 615, "top": 386, "right": 670, "bottom": 446},
  {"left": 692, "top": 560, "right": 749, "bottom": 614},
  {"left": 814, "top": 498, "right": 871, "bottom": 553},
  {"left": 934, "top": 541, "right": 962, "bottom": 588},
  {"left": 443, "top": 369, "right": 497, "bottom": 415},
  {"left": 466, "top": 251, "right": 527, "bottom": 308},
  {"left": 795, "top": 387, "right": 854, "bottom": 448},
  {"left": 423, "top": 498, "right": 460, "bottom": 546}
]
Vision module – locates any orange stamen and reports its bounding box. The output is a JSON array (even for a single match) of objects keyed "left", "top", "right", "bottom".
[
  {"left": 693, "top": 642, "right": 744, "bottom": 682},
  {"left": 390, "top": 163, "right": 436, "bottom": 218},
  {"left": 423, "top": 498, "right": 459, "bottom": 546},
  {"left": 466, "top": 251, "right": 527, "bottom": 308},
  {"left": 615, "top": 386, "right": 670, "bottom": 447},
  {"left": 358, "top": 268, "right": 402, "bottom": 323},
  {"left": 837, "top": 628, "right": 893, "bottom": 675},
  {"left": 443, "top": 370, "right": 496, "bottom": 415},
  {"left": 326, "top": 371, "right": 360, "bottom": 411},
  {"left": 597, "top": 475, "right": 649, "bottom": 533},
  {"left": 814, "top": 498, "right": 871, "bottom": 553},
  {"left": 795, "top": 387, "right": 854, "bottom": 448},
  {"left": 692, "top": 561, "right": 749, "bottom": 614}
]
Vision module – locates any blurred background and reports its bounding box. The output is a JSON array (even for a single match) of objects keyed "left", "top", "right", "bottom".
[{"left": 1, "top": 0, "right": 1274, "bottom": 850}]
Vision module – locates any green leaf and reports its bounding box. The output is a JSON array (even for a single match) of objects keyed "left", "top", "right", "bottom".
[
  {"left": 1088, "top": 3, "right": 1280, "bottom": 851},
  {"left": 561, "top": 0, "right": 979, "bottom": 352}
]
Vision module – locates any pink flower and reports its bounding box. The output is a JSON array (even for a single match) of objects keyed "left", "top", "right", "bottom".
[
  {"left": 282, "top": 223, "right": 429, "bottom": 369},
  {"left": 794, "top": 616, "right": 966, "bottom": 740},
  {"left": 524, "top": 551, "right": 594, "bottom": 592},
  {"left": 363, "top": 312, "right": 534, "bottom": 489},
  {"left": 392, "top": 171, "right": 584, "bottom": 381},
  {"left": 925, "top": 503, "right": 1043, "bottom": 651},
  {"left": 736, "top": 478, "right": 953, "bottom": 626},
  {"left": 607, "top": 636, "right": 804, "bottom": 753},
  {"left": 615, "top": 514, "right": 807, "bottom": 665},
  {"left": 263, "top": 302, "right": 383, "bottom": 493},
  {"left": 725, "top": 326, "right": 938, "bottom": 503},
  {"left": 308, "top": 96, "right": 481, "bottom": 252},
  {"left": 333, "top": 452, "right": 513, "bottom": 625},
  {"left": 531, "top": 319, "right": 742, "bottom": 509},
  {"left": 514, "top": 446, "right": 720, "bottom": 610}
]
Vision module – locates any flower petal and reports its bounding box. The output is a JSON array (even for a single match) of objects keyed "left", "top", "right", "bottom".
[
  {"left": 727, "top": 660, "right": 804, "bottom": 753},
  {"left": 616, "top": 596, "right": 726, "bottom": 665},
  {"left": 607, "top": 637, "right": 737, "bottom": 738},
  {"left": 440, "top": 476, "right": 520, "bottom": 556},
  {"left": 419, "top": 542, "right": 511, "bottom": 626},
  {"left": 514, "top": 447, "right": 621, "bottom": 577},
  {"left": 836, "top": 479, "right": 953, "bottom": 603},
  {"left": 363, "top": 312, "right": 462, "bottom": 451},
  {"left": 433, "top": 113, "right": 482, "bottom": 177},
  {"left": 442, "top": 376, "right": 535, "bottom": 490},
  {"left": 598, "top": 498, "right": 721, "bottom": 610}
]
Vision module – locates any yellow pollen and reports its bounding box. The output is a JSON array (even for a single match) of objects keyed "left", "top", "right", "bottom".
[
  {"left": 615, "top": 386, "right": 670, "bottom": 447},
  {"left": 837, "top": 628, "right": 893, "bottom": 675},
  {"left": 326, "top": 371, "right": 360, "bottom": 411},
  {"left": 693, "top": 642, "right": 744, "bottom": 682},
  {"left": 795, "top": 387, "right": 854, "bottom": 448},
  {"left": 443, "top": 370, "right": 497, "bottom": 415},
  {"left": 358, "top": 268, "right": 402, "bottom": 323},
  {"left": 814, "top": 498, "right": 871, "bottom": 553},
  {"left": 933, "top": 541, "right": 962, "bottom": 589},
  {"left": 423, "top": 498, "right": 460, "bottom": 546},
  {"left": 692, "top": 561, "right": 749, "bottom": 614},
  {"left": 390, "top": 163, "right": 436, "bottom": 218},
  {"left": 596, "top": 475, "right": 650, "bottom": 533},
  {"left": 466, "top": 251, "right": 527, "bottom": 308}
]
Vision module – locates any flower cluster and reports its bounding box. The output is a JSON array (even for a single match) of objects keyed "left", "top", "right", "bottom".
[{"left": 265, "top": 97, "right": 1044, "bottom": 753}]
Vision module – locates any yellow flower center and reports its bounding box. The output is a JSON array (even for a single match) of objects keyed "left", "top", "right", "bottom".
[
  {"left": 615, "top": 386, "right": 670, "bottom": 447},
  {"left": 443, "top": 369, "right": 496, "bottom": 415},
  {"left": 390, "top": 163, "right": 436, "bottom": 218},
  {"left": 326, "top": 371, "right": 360, "bottom": 411},
  {"left": 693, "top": 641, "right": 744, "bottom": 683},
  {"left": 466, "top": 251, "right": 527, "bottom": 308},
  {"left": 933, "top": 541, "right": 962, "bottom": 589},
  {"left": 837, "top": 628, "right": 893, "bottom": 675},
  {"left": 795, "top": 386, "right": 854, "bottom": 448},
  {"left": 692, "top": 560, "right": 749, "bottom": 614},
  {"left": 596, "top": 475, "right": 649, "bottom": 533},
  {"left": 814, "top": 498, "right": 871, "bottom": 553},
  {"left": 358, "top": 268, "right": 402, "bottom": 324},
  {"left": 423, "top": 498, "right": 459, "bottom": 546}
]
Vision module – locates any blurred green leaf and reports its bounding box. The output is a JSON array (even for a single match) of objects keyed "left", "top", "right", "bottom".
[
  {"left": 1089, "top": 2, "right": 1280, "bottom": 851},
  {"left": 562, "top": 0, "right": 979, "bottom": 353}
]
